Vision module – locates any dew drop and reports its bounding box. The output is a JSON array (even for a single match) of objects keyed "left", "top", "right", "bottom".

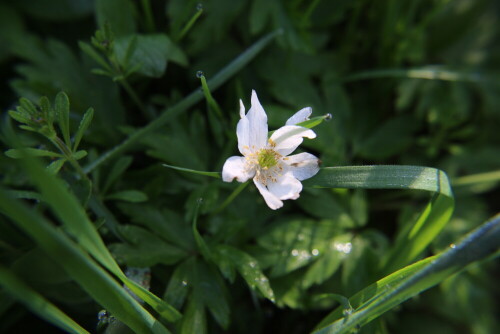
[
  {"left": 181, "top": 280, "right": 188, "bottom": 286},
  {"left": 196, "top": 3, "right": 203, "bottom": 11},
  {"left": 312, "top": 249, "right": 319, "bottom": 256},
  {"left": 291, "top": 249, "right": 299, "bottom": 256},
  {"left": 324, "top": 113, "right": 333, "bottom": 121},
  {"left": 449, "top": 243, "right": 456, "bottom": 249},
  {"left": 196, "top": 70, "right": 204, "bottom": 78},
  {"left": 342, "top": 308, "right": 352, "bottom": 317},
  {"left": 97, "top": 310, "right": 108, "bottom": 322},
  {"left": 249, "top": 261, "right": 257, "bottom": 268},
  {"left": 197, "top": 197, "right": 204, "bottom": 204}
]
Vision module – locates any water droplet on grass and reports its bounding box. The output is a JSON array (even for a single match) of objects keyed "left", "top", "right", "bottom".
[
  {"left": 196, "top": 70, "right": 204, "bottom": 78},
  {"left": 324, "top": 113, "right": 333, "bottom": 121},
  {"left": 196, "top": 3, "right": 203, "bottom": 11}
]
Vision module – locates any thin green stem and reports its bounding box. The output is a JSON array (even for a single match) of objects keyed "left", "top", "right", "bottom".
[
  {"left": 83, "top": 30, "right": 281, "bottom": 174},
  {"left": 176, "top": 5, "right": 203, "bottom": 42},
  {"left": 302, "top": 0, "right": 322, "bottom": 26},
  {"left": 141, "top": 0, "right": 155, "bottom": 32},
  {"left": 200, "top": 75, "right": 223, "bottom": 118},
  {"left": 213, "top": 181, "right": 250, "bottom": 214},
  {"left": 118, "top": 79, "right": 148, "bottom": 117}
]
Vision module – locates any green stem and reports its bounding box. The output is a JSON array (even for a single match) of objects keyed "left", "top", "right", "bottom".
[
  {"left": 302, "top": 0, "right": 322, "bottom": 26},
  {"left": 83, "top": 30, "right": 282, "bottom": 174},
  {"left": 213, "top": 181, "right": 250, "bottom": 214},
  {"left": 176, "top": 5, "right": 203, "bottom": 42},
  {"left": 141, "top": 0, "right": 155, "bottom": 32},
  {"left": 118, "top": 79, "right": 149, "bottom": 117}
]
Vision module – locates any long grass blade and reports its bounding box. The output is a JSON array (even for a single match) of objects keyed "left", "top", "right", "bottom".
[
  {"left": 0, "top": 265, "right": 90, "bottom": 334},
  {"left": 313, "top": 214, "right": 500, "bottom": 334}
]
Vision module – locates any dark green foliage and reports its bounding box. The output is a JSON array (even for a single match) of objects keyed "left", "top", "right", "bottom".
[{"left": 0, "top": 0, "right": 499, "bottom": 334}]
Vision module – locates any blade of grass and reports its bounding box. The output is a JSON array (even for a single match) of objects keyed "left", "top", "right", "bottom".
[
  {"left": 0, "top": 190, "right": 171, "bottom": 334},
  {"left": 0, "top": 265, "right": 90, "bottom": 334},
  {"left": 313, "top": 214, "right": 500, "bottom": 334},
  {"left": 15, "top": 155, "right": 181, "bottom": 322},
  {"left": 303, "top": 166, "right": 455, "bottom": 272},
  {"left": 83, "top": 29, "right": 282, "bottom": 174}
]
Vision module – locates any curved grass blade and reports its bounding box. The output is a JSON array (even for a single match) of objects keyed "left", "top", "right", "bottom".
[
  {"left": 313, "top": 214, "right": 500, "bottom": 334},
  {"left": 0, "top": 265, "right": 90, "bottom": 334},
  {"left": 83, "top": 29, "right": 282, "bottom": 173},
  {"left": 0, "top": 190, "right": 171, "bottom": 334},
  {"left": 303, "top": 166, "right": 455, "bottom": 272},
  {"left": 15, "top": 156, "right": 181, "bottom": 322}
]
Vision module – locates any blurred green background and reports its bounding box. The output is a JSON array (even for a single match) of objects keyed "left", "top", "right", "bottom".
[{"left": 0, "top": 0, "right": 498, "bottom": 333}]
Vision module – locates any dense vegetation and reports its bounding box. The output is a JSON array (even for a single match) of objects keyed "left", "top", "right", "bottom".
[{"left": 0, "top": 1, "right": 498, "bottom": 333}]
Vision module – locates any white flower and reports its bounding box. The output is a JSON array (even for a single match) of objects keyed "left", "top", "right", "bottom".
[{"left": 222, "top": 90, "right": 320, "bottom": 210}]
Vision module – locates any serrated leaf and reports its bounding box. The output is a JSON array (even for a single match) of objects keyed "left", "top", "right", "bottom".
[
  {"left": 72, "top": 108, "right": 94, "bottom": 152},
  {"left": 5, "top": 148, "right": 63, "bottom": 159},
  {"left": 55, "top": 92, "right": 71, "bottom": 147},
  {"left": 106, "top": 190, "right": 148, "bottom": 202}
]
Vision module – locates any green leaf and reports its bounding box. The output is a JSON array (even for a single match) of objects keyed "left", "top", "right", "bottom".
[
  {"left": 78, "top": 41, "right": 113, "bottom": 72},
  {"left": 46, "top": 158, "right": 66, "bottom": 174},
  {"left": 106, "top": 190, "right": 148, "bottom": 202},
  {"left": 313, "top": 214, "right": 500, "bottom": 334},
  {"left": 164, "top": 259, "right": 192, "bottom": 310},
  {"left": 13, "top": 155, "right": 181, "bottom": 322},
  {"left": 19, "top": 97, "right": 38, "bottom": 116},
  {"left": 72, "top": 150, "right": 87, "bottom": 160},
  {"left": 180, "top": 293, "right": 207, "bottom": 334},
  {"left": 55, "top": 92, "right": 71, "bottom": 147},
  {"left": 216, "top": 245, "right": 275, "bottom": 301},
  {"left": 114, "top": 34, "right": 187, "bottom": 78},
  {"left": 5, "top": 148, "right": 63, "bottom": 159},
  {"left": 0, "top": 265, "right": 90, "bottom": 334},
  {"left": 73, "top": 107, "right": 94, "bottom": 152},
  {"left": 0, "top": 190, "right": 171, "bottom": 334},
  {"left": 304, "top": 166, "right": 454, "bottom": 272},
  {"left": 83, "top": 29, "right": 282, "bottom": 173},
  {"left": 304, "top": 166, "right": 453, "bottom": 197}
]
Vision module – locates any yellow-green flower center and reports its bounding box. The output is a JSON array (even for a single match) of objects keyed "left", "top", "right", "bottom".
[{"left": 257, "top": 149, "right": 279, "bottom": 169}]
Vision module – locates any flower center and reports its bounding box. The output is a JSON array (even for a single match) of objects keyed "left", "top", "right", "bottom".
[{"left": 257, "top": 149, "right": 279, "bottom": 169}]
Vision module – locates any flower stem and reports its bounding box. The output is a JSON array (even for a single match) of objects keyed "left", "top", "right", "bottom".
[{"left": 213, "top": 181, "right": 250, "bottom": 214}]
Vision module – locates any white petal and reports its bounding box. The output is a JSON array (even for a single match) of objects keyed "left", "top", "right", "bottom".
[
  {"left": 247, "top": 90, "right": 268, "bottom": 150},
  {"left": 254, "top": 179, "right": 283, "bottom": 210},
  {"left": 237, "top": 91, "right": 269, "bottom": 154},
  {"left": 285, "top": 107, "right": 312, "bottom": 125},
  {"left": 267, "top": 172, "right": 303, "bottom": 200},
  {"left": 236, "top": 114, "right": 251, "bottom": 155},
  {"left": 269, "top": 125, "right": 316, "bottom": 156},
  {"left": 222, "top": 156, "right": 254, "bottom": 182},
  {"left": 283, "top": 152, "right": 320, "bottom": 181}
]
